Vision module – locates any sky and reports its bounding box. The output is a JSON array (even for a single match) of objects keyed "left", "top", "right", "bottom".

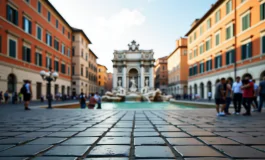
[{"left": 50, "top": 0, "right": 217, "bottom": 72}]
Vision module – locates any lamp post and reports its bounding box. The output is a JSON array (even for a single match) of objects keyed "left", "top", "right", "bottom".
[{"left": 40, "top": 66, "right": 59, "bottom": 109}]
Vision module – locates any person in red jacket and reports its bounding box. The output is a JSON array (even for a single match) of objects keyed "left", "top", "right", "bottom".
[{"left": 241, "top": 76, "right": 254, "bottom": 116}]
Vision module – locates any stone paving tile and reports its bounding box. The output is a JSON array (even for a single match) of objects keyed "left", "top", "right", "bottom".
[
  {"left": 134, "top": 137, "right": 166, "bottom": 145},
  {"left": 0, "top": 145, "right": 51, "bottom": 156},
  {"left": 97, "top": 137, "right": 131, "bottom": 145},
  {"left": 0, "top": 137, "right": 35, "bottom": 145},
  {"left": 184, "top": 158, "right": 229, "bottom": 160},
  {"left": 167, "top": 138, "right": 204, "bottom": 145},
  {"left": 252, "top": 145, "right": 265, "bottom": 152},
  {"left": 0, "top": 157, "right": 28, "bottom": 160},
  {"left": 228, "top": 137, "right": 265, "bottom": 145},
  {"left": 214, "top": 132, "right": 250, "bottom": 137},
  {"left": 134, "top": 128, "right": 156, "bottom": 132},
  {"left": 61, "top": 137, "right": 98, "bottom": 145},
  {"left": 186, "top": 131, "right": 216, "bottom": 136},
  {"left": 43, "top": 146, "right": 90, "bottom": 156},
  {"left": 85, "top": 158, "right": 128, "bottom": 160},
  {"left": 198, "top": 137, "right": 239, "bottom": 145},
  {"left": 161, "top": 132, "right": 191, "bottom": 138},
  {"left": 213, "top": 145, "right": 265, "bottom": 158},
  {"left": 26, "top": 138, "right": 66, "bottom": 145},
  {"left": 157, "top": 127, "right": 181, "bottom": 132},
  {"left": 75, "top": 131, "right": 104, "bottom": 137},
  {"left": 174, "top": 146, "right": 224, "bottom": 157},
  {"left": 134, "top": 132, "right": 159, "bottom": 137},
  {"left": 0, "top": 132, "right": 26, "bottom": 137},
  {"left": 36, "top": 128, "right": 64, "bottom": 132},
  {"left": 88, "top": 145, "right": 130, "bottom": 157},
  {"left": 105, "top": 132, "right": 131, "bottom": 137},
  {"left": 135, "top": 146, "right": 175, "bottom": 158},
  {"left": 110, "top": 128, "right": 132, "bottom": 132},
  {"left": 33, "top": 157, "right": 76, "bottom": 160},
  {"left": 0, "top": 145, "right": 14, "bottom": 151},
  {"left": 17, "top": 132, "right": 52, "bottom": 138},
  {"left": 46, "top": 132, "right": 77, "bottom": 137},
  {"left": 242, "top": 132, "right": 265, "bottom": 136}
]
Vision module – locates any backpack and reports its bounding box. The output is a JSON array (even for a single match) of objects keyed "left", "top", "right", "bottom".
[{"left": 20, "top": 84, "right": 27, "bottom": 94}]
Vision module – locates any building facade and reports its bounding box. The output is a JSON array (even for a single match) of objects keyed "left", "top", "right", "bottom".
[
  {"left": 71, "top": 28, "right": 92, "bottom": 96},
  {"left": 88, "top": 49, "right": 98, "bottom": 93},
  {"left": 167, "top": 38, "right": 188, "bottom": 96},
  {"left": 186, "top": 0, "right": 265, "bottom": 99},
  {"left": 97, "top": 64, "right": 108, "bottom": 95},
  {"left": 154, "top": 56, "right": 168, "bottom": 94},
  {"left": 106, "top": 72, "right": 113, "bottom": 92},
  {"left": 112, "top": 40, "right": 155, "bottom": 92},
  {"left": 0, "top": 0, "right": 72, "bottom": 100}
]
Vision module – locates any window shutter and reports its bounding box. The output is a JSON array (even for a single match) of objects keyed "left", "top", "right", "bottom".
[
  {"left": 22, "top": 17, "right": 25, "bottom": 30},
  {"left": 22, "top": 46, "right": 26, "bottom": 61},
  {"left": 241, "top": 45, "right": 245, "bottom": 60},
  {"left": 248, "top": 42, "right": 252, "bottom": 58},
  {"left": 220, "top": 55, "right": 222, "bottom": 67},
  {"left": 29, "top": 21, "right": 32, "bottom": 34},
  {"left": 6, "top": 5, "right": 10, "bottom": 20},
  {"left": 232, "top": 49, "right": 235, "bottom": 63},
  {"left": 262, "top": 36, "right": 265, "bottom": 54},
  {"left": 226, "top": 52, "right": 229, "bottom": 65},
  {"left": 35, "top": 52, "right": 38, "bottom": 65},
  {"left": 215, "top": 57, "right": 217, "bottom": 68},
  {"left": 14, "top": 10, "right": 18, "bottom": 25},
  {"left": 46, "top": 34, "right": 48, "bottom": 44},
  {"left": 40, "top": 54, "right": 42, "bottom": 66},
  {"left": 27, "top": 48, "right": 31, "bottom": 62},
  {"left": 50, "top": 36, "right": 52, "bottom": 47}
]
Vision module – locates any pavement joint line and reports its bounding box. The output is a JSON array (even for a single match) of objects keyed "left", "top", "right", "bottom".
[
  {"left": 80, "top": 111, "right": 128, "bottom": 159},
  {"left": 129, "top": 111, "right": 136, "bottom": 160},
  {"left": 143, "top": 111, "right": 184, "bottom": 160}
]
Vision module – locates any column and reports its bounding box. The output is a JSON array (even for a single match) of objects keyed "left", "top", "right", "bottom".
[
  {"left": 113, "top": 67, "right": 117, "bottom": 89},
  {"left": 138, "top": 75, "right": 141, "bottom": 91},
  {"left": 123, "top": 66, "right": 127, "bottom": 89},
  {"left": 149, "top": 66, "right": 154, "bottom": 89},
  {"left": 141, "top": 66, "right": 144, "bottom": 89}
]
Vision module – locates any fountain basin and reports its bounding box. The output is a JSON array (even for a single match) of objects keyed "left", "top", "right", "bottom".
[{"left": 125, "top": 93, "right": 142, "bottom": 102}]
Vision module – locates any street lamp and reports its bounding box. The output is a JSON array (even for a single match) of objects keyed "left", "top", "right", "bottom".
[{"left": 40, "top": 66, "right": 59, "bottom": 109}]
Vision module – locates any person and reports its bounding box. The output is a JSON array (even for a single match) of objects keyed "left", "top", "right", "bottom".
[
  {"left": 79, "top": 92, "right": 86, "bottom": 109},
  {"left": 232, "top": 76, "right": 243, "bottom": 115},
  {"left": 4, "top": 91, "right": 9, "bottom": 104},
  {"left": 18, "top": 92, "right": 23, "bottom": 104},
  {"left": 215, "top": 78, "right": 226, "bottom": 116},
  {"left": 241, "top": 76, "right": 254, "bottom": 116},
  {"left": 208, "top": 91, "right": 212, "bottom": 102},
  {"left": 224, "top": 79, "right": 232, "bottom": 115},
  {"left": 258, "top": 76, "right": 265, "bottom": 112},
  {"left": 40, "top": 95, "right": 44, "bottom": 102},
  {"left": 94, "top": 92, "right": 102, "bottom": 109},
  {"left": 0, "top": 91, "right": 3, "bottom": 104},
  {"left": 88, "top": 93, "right": 97, "bottom": 109},
  {"left": 22, "top": 80, "right": 32, "bottom": 110},
  {"left": 251, "top": 79, "right": 259, "bottom": 112},
  {"left": 12, "top": 92, "right": 18, "bottom": 104}
]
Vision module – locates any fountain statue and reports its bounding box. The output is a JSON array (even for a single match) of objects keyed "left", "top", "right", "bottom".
[{"left": 129, "top": 77, "right": 137, "bottom": 92}]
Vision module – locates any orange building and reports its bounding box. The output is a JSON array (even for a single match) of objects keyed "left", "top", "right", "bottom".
[
  {"left": 88, "top": 49, "right": 98, "bottom": 93},
  {"left": 154, "top": 56, "right": 168, "bottom": 94},
  {"left": 106, "top": 72, "right": 113, "bottom": 92},
  {"left": 0, "top": 0, "right": 72, "bottom": 99},
  {"left": 186, "top": 0, "right": 265, "bottom": 99},
  {"left": 97, "top": 64, "right": 108, "bottom": 95},
  {"left": 167, "top": 38, "right": 188, "bottom": 96}
]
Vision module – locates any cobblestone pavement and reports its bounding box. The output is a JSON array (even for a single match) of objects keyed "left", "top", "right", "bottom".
[{"left": 0, "top": 106, "right": 265, "bottom": 160}]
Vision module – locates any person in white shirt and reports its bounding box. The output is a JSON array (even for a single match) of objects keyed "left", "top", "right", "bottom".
[
  {"left": 208, "top": 92, "right": 212, "bottom": 102},
  {"left": 251, "top": 79, "right": 258, "bottom": 111},
  {"left": 232, "top": 76, "right": 243, "bottom": 114},
  {"left": 94, "top": 92, "right": 102, "bottom": 109}
]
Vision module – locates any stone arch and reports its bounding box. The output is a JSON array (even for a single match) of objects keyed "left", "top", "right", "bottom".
[
  {"left": 177, "top": 86, "right": 180, "bottom": 95},
  {"left": 207, "top": 81, "right": 212, "bottom": 93},
  {"left": 7, "top": 74, "right": 17, "bottom": 93},
  {"left": 127, "top": 67, "right": 139, "bottom": 74},
  {"left": 215, "top": 79, "right": 220, "bottom": 84},
  {"left": 194, "top": 84, "right": 198, "bottom": 94},
  {"left": 200, "top": 82, "right": 204, "bottom": 99},
  {"left": 260, "top": 70, "right": 265, "bottom": 80},
  {"left": 242, "top": 73, "right": 253, "bottom": 79},
  {"left": 183, "top": 85, "right": 188, "bottom": 95},
  {"left": 189, "top": 85, "right": 192, "bottom": 94}
]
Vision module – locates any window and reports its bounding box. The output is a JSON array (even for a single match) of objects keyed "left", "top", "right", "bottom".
[
  {"left": 68, "top": 48, "right": 70, "bottom": 57},
  {"left": 8, "top": 39, "right": 16, "bottom": 58},
  {"left": 37, "top": 26, "right": 42, "bottom": 40},
  {"left": 54, "top": 61, "right": 59, "bottom": 72},
  {"left": 200, "top": 44, "right": 204, "bottom": 54},
  {"left": 262, "top": 35, "right": 265, "bottom": 54},
  {"left": 206, "top": 59, "right": 212, "bottom": 71},
  {"left": 193, "top": 65, "right": 198, "bottom": 76},
  {"left": 72, "top": 66, "right": 75, "bottom": 75},
  {"left": 207, "top": 19, "right": 211, "bottom": 30},
  {"left": 200, "top": 63, "right": 204, "bottom": 73},
  {"left": 6, "top": 5, "right": 18, "bottom": 25},
  {"left": 205, "top": 39, "right": 211, "bottom": 51},
  {"left": 37, "top": 1, "right": 41, "bottom": 13},
  {"left": 81, "top": 67, "right": 83, "bottom": 76},
  {"left": 226, "top": 49, "right": 235, "bottom": 65},
  {"left": 46, "top": 33, "right": 52, "bottom": 46},
  {"left": 56, "top": 20, "right": 58, "bottom": 28},
  {"left": 47, "top": 11, "right": 51, "bottom": 22},
  {"left": 193, "top": 49, "right": 197, "bottom": 57},
  {"left": 35, "top": 52, "right": 42, "bottom": 66},
  {"left": 22, "top": 45, "right": 31, "bottom": 63},
  {"left": 226, "top": 24, "right": 234, "bottom": 40},
  {"left": 189, "top": 52, "right": 192, "bottom": 60},
  {"left": 189, "top": 67, "right": 193, "bottom": 76},
  {"left": 23, "top": 16, "right": 32, "bottom": 34},
  {"left": 86, "top": 68, "right": 88, "bottom": 78},
  {"left": 215, "top": 55, "right": 222, "bottom": 69},
  {"left": 215, "top": 10, "right": 221, "bottom": 23},
  {"left": 99, "top": 75, "right": 101, "bottom": 79},
  {"left": 261, "top": 3, "right": 265, "bottom": 21},
  {"left": 46, "top": 57, "right": 51, "bottom": 68},
  {"left": 25, "top": 0, "right": 30, "bottom": 3},
  {"left": 241, "top": 42, "right": 252, "bottom": 60},
  {"left": 68, "top": 66, "right": 70, "bottom": 75},
  {"left": 61, "top": 44, "right": 65, "bottom": 54},
  {"left": 241, "top": 0, "right": 246, "bottom": 3},
  {"left": 189, "top": 36, "right": 192, "bottom": 44},
  {"left": 86, "top": 53, "right": 88, "bottom": 60},
  {"left": 68, "top": 32, "right": 70, "bottom": 39},
  {"left": 215, "top": 33, "right": 220, "bottom": 46},
  {"left": 54, "top": 39, "right": 59, "bottom": 51},
  {"left": 81, "top": 50, "right": 84, "bottom": 57},
  {"left": 62, "top": 27, "right": 65, "bottom": 34},
  {"left": 242, "top": 12, "right": 250, "bottom": 31},
  {"left": 72, "top": 47, "right": 75, "bottom": 56},
  {"left": 194, "top": 32, "right": 196, "bottom": 40},
  {"left": 72, "top": 35, "right": 75, "bottom": 41},
  {"left": 226, "top": 0, "right": 232, "bottom": 15},
  {"left": 61, "top": 64, "right": 65, "bottom": 74},
  {"left": 200, "top": 26, "right": 204, "bottom": 35}
]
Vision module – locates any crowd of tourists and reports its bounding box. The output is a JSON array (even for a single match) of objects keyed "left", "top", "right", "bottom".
[
  {"left": 215, "top": 76, "right": 265, "bottom": 116},
  {"left": 79, "top": 92, "right": 102, "bottom": 109}
]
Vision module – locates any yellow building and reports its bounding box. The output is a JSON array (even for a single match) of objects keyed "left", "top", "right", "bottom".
[
  {"left": 97, "top": 64, "right": 108, "bottom": 95},
  {"left": 88, "top": 49, "right": 98, "bottom": 93}
]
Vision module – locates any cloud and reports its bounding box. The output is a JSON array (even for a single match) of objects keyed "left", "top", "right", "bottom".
[{"left": 96, "top": 8, "right": 146, "bottom": 36}]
